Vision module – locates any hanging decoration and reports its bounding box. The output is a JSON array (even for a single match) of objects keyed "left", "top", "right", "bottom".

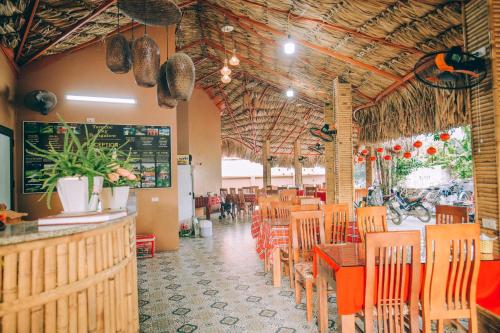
[
  {"left": 376, "top": 147, "right": 384, "bottom": 153},
  {"left": 426, "top": 147, "right": 437, "bottom": 155},
  {"left": 106, "top": 3, "right": 131, "bottom": 74},
  {"left": 132, "top": 34, "right": 160, "bottom": 87},
  {"left": 120, "top": 0, "right": 181, "bottom": 26},
  {"left": 220, "top": 59, "right": 231, "bottom": 76},
  {"left": 220, "top": 23, "right": 233, "bottom": 84},
  {"left": 383, "top": 155, "right": 392, "bottom": 161},
  {"left": 370, "top": 156, "right": 376, "bottom": 162},
  {"left": 166, "top": 52, "right": 195, "bottom": 100},
  {"left": 403, "top": 151, "right": 412, "bottom": 159},
  {"left": 439, "top": 133, "right": 451, "bottom": 142},
  {"left": 357, "top": 156, "right": 364, "bottom": 163},
  {"left": 221, "top": 74, "right": 231, "bottom": 84},
  {"left": 393, "top": 144, "right": 402, "bottom": 152},
  {"left": 361, "top": 149, "right": 369, "bottom": 156},
  {"left": 413, "top": 140, "right": 423, "bottom": 149}
]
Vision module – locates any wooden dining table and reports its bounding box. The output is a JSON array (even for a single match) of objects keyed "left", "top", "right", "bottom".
[{"left": 313, "top": 243, "right": 500, "bottom": 333}]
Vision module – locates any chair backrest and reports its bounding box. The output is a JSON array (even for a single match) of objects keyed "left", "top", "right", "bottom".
[
  {"left": 271, "top": 201, "right": 294, "bottom": 220},
  {"left": 322, "top": 203, "right": 349, "bottom": 244},
  {"left": 291, "top": 204, "right": 320, "bottom": 212},
  {"left": 364, "top": 231, "right": 421, "bottom": 333},
  {"left": 259, "top": 196, "right": 279, "bottom": 219},
  {"left": 423, "top": 223, "right": 480, "bottom": 328},
  {"left": 229, "top": 187, "right": 236, "bottom": 195},
  {"left": 290, "top": 211, "right": 325, "bottom": 263},
  {"left": 279, "top": 189, "right": 297, "bottom": 202},
  {"left": 356, "top": 206, "right": 387, "bottom": 242},
  {"left": 267, "top": 189, "right": 279, "bottom": 195},
  {"left": 354, "top": 188, "right": 369, "bottom": 203},
  {"left": 300, "top": 197, "right": 321, "bottom": 205},
  {"left": 435, "top": 205, "right": 468, "bottom": 224}
]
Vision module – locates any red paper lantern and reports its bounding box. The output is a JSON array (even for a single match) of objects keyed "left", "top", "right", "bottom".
[
  {"left": 439, "top": 133, "right": 451, "bottom": 142},
  {"left": 427, "top": 147, "right": 437, "bottom": 155},
  {"left": 393, "top": 144, "right": 402, "bottom": 152},
  {"left": 357, "top": 156, "right": 364, "bottom": 162},
  {"left": 383, "top": 155, "right": 392, "bottom": 161},
  {"left": 376, "top": 147, "right": 384, "bottom": 153},
  {"left": 370, "top": 156, "right": 376, "bottom": 162},
  {"left": 361, "top": 149, "right": 369, "bottom": 156},
  {"left": 403, "top": 151, "right": 412, "bottom": 159},
  {"left": 413, "top": 140, "right": 422, "bottom": 148}
]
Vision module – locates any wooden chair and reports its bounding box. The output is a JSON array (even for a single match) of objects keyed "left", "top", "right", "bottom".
[
  {"left": 258, "top": 196, "right": 278, "bottom": 220},
  {"left": 435, "top": 205, "right": 468, "bottom": 224},
  {"left": 356, "top": 206, "right": 388, "bottom": 242},
  {"left": 271, "top": 201, "right": 294, "bottom": 221},
  {"left": 237, "top": 189, "right": 253, "bottom": 215},
  {"left": 291, "top": 204, "right": 320, "bottom": 212},
  {"left": 423, "top": 223, "right": 481, "bottom": 333},
  {"left": 279, "top": 189, "right": 297, "bottom": 202},
  {"left": 300, "top": 197, "right": 321, "bottom": 205},
  {"left": 305, "top": 186, "right": 317, "bottom": 196},
  {"left": 322, "top": 203, "right": 349, "bottom": 244},
  {"left": 290, "top": 210, "right": 325, "bottom": 322},
  {"left": 354, "top": 188, "right": 369, "bottom": 204},
  {"left": 364, "top": 231, "right": 421, "bottom": 333}
]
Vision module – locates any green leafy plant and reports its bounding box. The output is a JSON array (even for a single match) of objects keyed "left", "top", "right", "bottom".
[{"left": 103, "top": 148, "right": 139, "bottom": 188}]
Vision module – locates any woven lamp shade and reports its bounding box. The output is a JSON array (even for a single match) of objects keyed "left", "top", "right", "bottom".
[
  {"left": 106, "top": 34, "right": 132, "bottom": 74},
  {"left": 120, "top": 0, "right": 181, "bottom": 26},
  {"left": 157, "top": 62, "right": 178, "bottom": 109},
  {"left": 132, "top": 35, "right": 160, "bottom": 88},
  {"left": 166, "top": 52, "right": 195, "bottom": 101}
]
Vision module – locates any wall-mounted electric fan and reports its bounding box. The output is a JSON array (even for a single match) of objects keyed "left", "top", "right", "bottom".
[{"left": 310, "top": 124, "right": 336, "bottom": 142}]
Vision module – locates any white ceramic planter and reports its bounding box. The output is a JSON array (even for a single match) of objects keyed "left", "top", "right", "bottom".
[
  {"left": 100, "top": 186, "right": 130, "bottom": 210},
  {"left": 88, "top": 176, "right": 104, "bottom": 212},
  {"left": 57, "top": 176, "right": 89, "bottom": 213}
]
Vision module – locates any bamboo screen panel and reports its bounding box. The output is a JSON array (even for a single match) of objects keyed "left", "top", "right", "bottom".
[{"left": 465, "top": 0, "right": 499, "bottom": 254}]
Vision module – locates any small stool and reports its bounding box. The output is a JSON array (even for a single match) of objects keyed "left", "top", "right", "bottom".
[{"left": 136, "top": 234, "right": 156, "bottom": 258}]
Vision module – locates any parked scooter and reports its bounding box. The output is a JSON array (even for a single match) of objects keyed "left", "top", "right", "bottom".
[{"left": 383, "top": 189, "right": 431, "bottom": 225}]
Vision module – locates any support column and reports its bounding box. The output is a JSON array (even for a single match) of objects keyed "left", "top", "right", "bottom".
[
  {"left": 465, "top": 0, "right": 499, "bottom": 255},
  {"left": 365, "top": 146, "right": 373, "bottom": 187},
  {"left": 262, "top": 140, "right": 271, "bottom": 188},
  {"left": 325, "top": 78, "right": 354, "bottom": 215},
  {"left": 294, "top": 140, "right": 303, "bottom": 188}
]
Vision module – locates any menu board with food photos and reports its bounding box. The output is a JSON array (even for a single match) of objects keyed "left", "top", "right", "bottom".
[{"left": 23, "top": 122, "right": 171, "bottom": 193}]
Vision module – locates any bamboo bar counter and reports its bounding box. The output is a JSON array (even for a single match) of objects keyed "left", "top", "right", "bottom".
[{"left": 0, "top": 212, "right": 139, "bottom": 332}]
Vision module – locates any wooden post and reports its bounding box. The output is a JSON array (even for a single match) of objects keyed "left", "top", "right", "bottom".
[
  {"left": 465, "top": 0, "right": 500, "bottom": 255},
  {"left": 324, "top": 101, "right": 336, "bottom": 204},
  {"left": 365, "top": 146, "right": 373, "bottom": 187},
  {"left": 294, "top": 140, "right": 303, "bottom": 188},
  {"left": 262, "top": 140, "right": 271, "bottom": 188}
]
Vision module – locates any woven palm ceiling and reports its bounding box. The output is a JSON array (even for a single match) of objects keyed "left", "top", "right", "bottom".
[{"left": 1, "top": 0, "right": 464, "bottom": 166}]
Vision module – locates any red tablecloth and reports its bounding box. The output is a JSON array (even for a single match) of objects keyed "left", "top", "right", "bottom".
[
  {"left": 251, "top": 211, "right": 261, "bottom": 239},
  {"left": 297, "top": 189, "right": 304, "bottom": 196},
  {"left": 255, "top": 220, "right": 289, "bottom": 261},
  {"left": 313, "top": 248, "right": 500, "bottom": 316},
  {"left": 314, "top": 191, "right": 326, "bottom": 202}
]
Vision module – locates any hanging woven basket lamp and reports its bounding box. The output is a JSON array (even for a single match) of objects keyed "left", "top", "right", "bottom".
[
  {"left": 119, "top": 0, "right": 181, "bottom": 26},
  {"left": 106, "top": 34, "right": 132, "bottom": 74},
  {"left": 132, "top": 35, "right": 160, "bottom": 87},
  {"left": 157, "top": 62, "right": 177, "bottom": 108},
  {"left": 166, "top": 52, "right": 195, "bottom": 101}
]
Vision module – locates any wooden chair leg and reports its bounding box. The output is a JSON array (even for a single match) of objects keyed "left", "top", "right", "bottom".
[
  {"left": 294, "top": 272, "right": 301, "bottom": 304},
  {"left": 288, "top": 256, "right": 294, "bottom": 289},
  {"left": 423, "top": 319, "right": 432, "bottom": 333},
  {"left": 469, "top": 310, "right": 478, "bottom": 333},
  {"left": 305, "top": 278, "right": 313, "bottom": 322},
  {"left": 437, "top": 320, "right": 444, "bottom": 333}
]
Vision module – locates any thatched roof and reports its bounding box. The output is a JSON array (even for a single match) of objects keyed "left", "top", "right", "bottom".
[{"left": 1, "top": 0, "right": 466, "bottom": 165}]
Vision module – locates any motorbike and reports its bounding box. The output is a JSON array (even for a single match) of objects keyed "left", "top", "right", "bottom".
[{"left": 382, "top": 189, "right": 431, "bottom": 225}]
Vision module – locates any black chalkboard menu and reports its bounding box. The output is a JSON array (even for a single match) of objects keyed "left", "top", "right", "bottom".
[{"left": 23, "top": 122, "right": 171, "bottom": 193}]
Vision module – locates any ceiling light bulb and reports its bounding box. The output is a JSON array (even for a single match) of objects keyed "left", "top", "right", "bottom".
[
  {"left": 284, "top": 35, "right": 295, "bottom": 55},
  {"left": 220, "top": 59, "right": 232, "bottom": 76},
  {"left": 286, "top": 87, "right": 294, "bottom": 98},
  {"left": 229, "top": 49, "right": 240, "bottom": 66},
  {"left": 221, "top": 74, "right": 232, "bottom": 84}
]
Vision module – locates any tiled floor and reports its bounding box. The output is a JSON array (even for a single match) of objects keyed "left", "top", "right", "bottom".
[{"left": 137, "top": 214, "right": 337, "bottom": 333}]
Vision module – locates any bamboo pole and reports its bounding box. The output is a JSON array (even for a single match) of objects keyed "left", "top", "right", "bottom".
[
  {"left": 31, "top": 248, "right": 44, "bottom": 333},
  {"left": 45, "top": 246, "right": 57, "bottom": 333},
  {"left": 56, "top": 244, "right": 69, "bottom": 333},
  {"left": 3, "top": 253, "right": 18, "bottom": 332},
  {"left": 77, "top": 240, "right": 88, "bottom": 333},
  {"left": 68, "top": 242, "right": 78, "bottom": 333},
  {"left": 18, "top": 250, "right": 32, "bottom": 332}
]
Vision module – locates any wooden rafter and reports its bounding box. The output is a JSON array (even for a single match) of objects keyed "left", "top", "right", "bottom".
[
  {"left": 0, "top": 46, "right": 19, "bottom": 75},
  {"left": 238, "top": 0, "right": 423, "bottom": 55},
  {"left": 15, "top": 0, "right": 40, "bottom": 63},
  {"left": 203, "top": 2, "right": 403, "bottom": 83},
  {"left": 265, "top": 100, "right": 288, "bottom": 140},
  {"left": 254, "top": 85, "right": 271, "bottom": 151},
  {"left": 273, "top": 107, "right": 317, "bottom": 153}
]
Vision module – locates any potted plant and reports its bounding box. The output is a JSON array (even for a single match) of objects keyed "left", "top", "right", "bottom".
[
  {"left": 100, "top": 149, "right": 138, "bottom": 210},
  {"left": 27, "top": 120, "right": 110, "bottom": 213}
]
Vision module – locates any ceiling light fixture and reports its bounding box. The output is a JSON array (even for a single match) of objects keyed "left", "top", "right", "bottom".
[
  {"left": 220, "top": 58, "right": 232, "bottom": 76},
  {"left": 229, "top": 48, "right": 240, "bottom": 66},
  {"left": 286, "top": 87, "right": 294, "bottom": 98},
  {"left": 221, "top": 74, "right": 232, "bottom": 84},
  {"left": 284, "top": 35, "right": 295, "bottom": 55},
  {"left": 66, "top": 94, "right": 136, "bottom": 104}
]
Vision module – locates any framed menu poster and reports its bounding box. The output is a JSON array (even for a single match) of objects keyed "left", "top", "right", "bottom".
[{"left": 23, "top": 122, "right": 172, "bottom": 193}]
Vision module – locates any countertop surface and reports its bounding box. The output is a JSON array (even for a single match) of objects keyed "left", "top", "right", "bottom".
[{"left": 0, "top": 208, "right": 136, "bottom": 246}]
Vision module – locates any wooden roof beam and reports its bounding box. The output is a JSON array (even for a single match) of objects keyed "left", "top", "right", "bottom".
[
  {"left": 15, "top": 0, "right": 40, "bottom": 63},
  {"left": 204, "top": 2, "right": 403, "bottom": 83},
  {"left": 239, "top": 0, "right": 423, "bottom": 55},
  {"left": 265, "top": 100, "right": 288, "bottom": 141}
]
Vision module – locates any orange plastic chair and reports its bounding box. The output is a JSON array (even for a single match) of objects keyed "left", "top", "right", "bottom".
[
  {"left": 322, "top": 203, "right": 349, "bottom": 244},
  {"left": 423, "top": 223, "right": 481, "bottom": 333},
  {"left": 291, "top": 210, "right": 325, "bottom": 321},
  {"left": 364, "top": 231, "right": 421, "bottom": 333},
  {"left": 435, "top": 205, "right": 468, "bottom": 224},
  {"left": 356, "top": 206, "right": 388, "bottom": 242}
]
